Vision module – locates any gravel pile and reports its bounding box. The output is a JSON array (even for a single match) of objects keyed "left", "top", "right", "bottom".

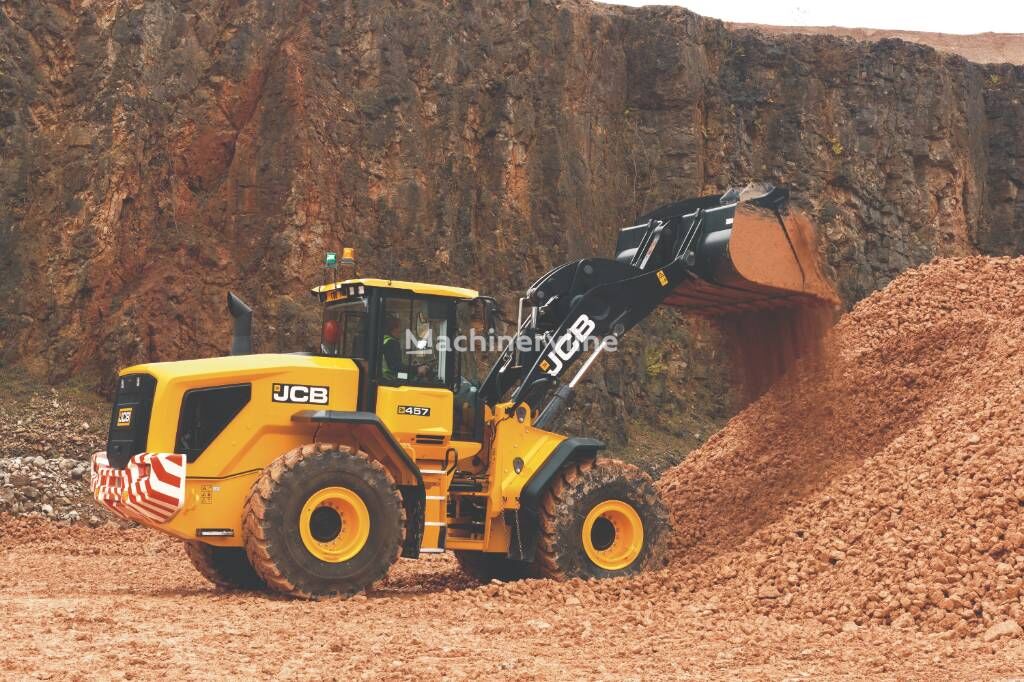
[
  {"left": 0, "top": 390, "right": 106, "bottom": 459},
  {"left": 0, "top": 386, "right": 108, "bottom": 522},
  {"left": 0, "top": 456, "right": 104, "bottom": 524},
  {"left": 658, "top": 256, "right": 1024, "bottom": 639}
]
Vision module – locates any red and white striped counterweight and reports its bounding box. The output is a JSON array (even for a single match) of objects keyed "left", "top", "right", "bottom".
[{"left": 91, "top": 451, "right": 186, "bottom": 524}]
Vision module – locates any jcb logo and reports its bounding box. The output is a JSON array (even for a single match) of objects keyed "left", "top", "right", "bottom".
[
  {"left": 116, "top": 407, "right": 133, "bottom": 427},
  {"left": 539, "top": 314, "right": 596, "bottom": 377},
  {"left": 272, "top": 383, "right": 329, "bottom": 405}
]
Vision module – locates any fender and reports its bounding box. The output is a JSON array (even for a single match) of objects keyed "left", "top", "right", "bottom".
[
  {"left": 508, "top": 436, "right": 604, "bottom": 562},
  {"left": 291, "top": 410, "right": 425, "bottom": 558}
]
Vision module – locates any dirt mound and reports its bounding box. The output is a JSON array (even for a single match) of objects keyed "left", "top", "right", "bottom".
[
  {"left": 658, "top": 256, "right": 1024, "bottom": 637},
  {"left": 0, "top": 371, "right": 110, "bottom": 521}
]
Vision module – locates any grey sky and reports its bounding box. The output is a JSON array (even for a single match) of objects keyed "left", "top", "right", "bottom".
[{"left": 601, "top": 0, "right": 1024, "bottom": 34}]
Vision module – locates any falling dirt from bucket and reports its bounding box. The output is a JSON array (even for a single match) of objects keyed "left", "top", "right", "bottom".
[
  {"left": 688, "top": 199, "right": 841, "bottom": 402},
  {"left": 715, "top": 300, "right": 837, "bottom": 403}
]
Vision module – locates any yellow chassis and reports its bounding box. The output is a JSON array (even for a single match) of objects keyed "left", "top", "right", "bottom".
[{"left": 109, "top": 353, "right": 567, "bottom": 556}]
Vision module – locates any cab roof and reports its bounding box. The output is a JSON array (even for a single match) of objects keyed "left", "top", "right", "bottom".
[{"left": 311, "top": 277, "right": 479, "bottom": 303}]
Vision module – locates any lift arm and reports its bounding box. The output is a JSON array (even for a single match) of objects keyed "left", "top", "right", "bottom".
[
  {"left": 477, "top": 184, "right": 833, "bottom": 425},
  {"left": 478, "top": 193, "right": 709, "bottom": 417}
]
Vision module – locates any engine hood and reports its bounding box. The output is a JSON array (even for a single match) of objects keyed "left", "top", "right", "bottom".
[{"left": 120, "top": 353, "right": 353, "bottom": 386}]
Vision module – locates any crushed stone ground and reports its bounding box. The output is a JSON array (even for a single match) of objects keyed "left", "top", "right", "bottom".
[
  {"left": 2, "top": 256, "right": 1024, "bottom": 679},
  {"left": 3, "top": 517, "right": 1024, "bottom": 680}
]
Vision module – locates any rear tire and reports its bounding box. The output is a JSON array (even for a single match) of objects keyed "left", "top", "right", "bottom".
[
  {"left": 454, "top": 550, "right": 535, "bottom": 582},
  {"left": 535, "top": 457, "right": 669, "bottom": 580},
  {"left": 243, "top": 443, "right": 406, "bottom": 598},
  {"left": 183, "top": 541, "right": 266, "bottom": 590}
]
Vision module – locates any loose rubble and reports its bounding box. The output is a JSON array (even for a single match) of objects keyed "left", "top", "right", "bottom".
[
  {"left": 0, "top": 388, "right": 107, "bottom": 459},
  {"left": 659, "top": 256, "right": 1024, "bottom": 638},
  {"left": 0, "top": 382, "right": 108, "bottom": 521},
  {"left": 0, "top": 456, "right": 102, "bottom": 523}
]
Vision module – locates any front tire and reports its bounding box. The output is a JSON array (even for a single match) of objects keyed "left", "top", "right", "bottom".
[
  {"left": 183, "top": 541, "right": 266, "bottom": 590},
  {"left": 243, "top": 443, "right": 406, "bottom": 598},
  {"left": 535, "top": 458, "right": 669, "bottom": 580}
]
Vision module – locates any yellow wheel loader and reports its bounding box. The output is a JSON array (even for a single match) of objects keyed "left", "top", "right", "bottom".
[{"left": 91, "top": 184, "right": 834, "bottom": 597}]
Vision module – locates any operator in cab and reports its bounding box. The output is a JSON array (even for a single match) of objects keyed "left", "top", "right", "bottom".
[{"left": 382, "top": 316, "right": 428, "bottom": 381}]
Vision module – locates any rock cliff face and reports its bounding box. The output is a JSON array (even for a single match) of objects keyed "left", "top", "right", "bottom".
[{"left": 1, "top": 1, "right": 1021, "bottom": 450}]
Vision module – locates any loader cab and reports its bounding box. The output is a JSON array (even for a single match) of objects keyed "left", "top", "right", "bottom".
[{"left": 312, "top": 277, "right": 496, "bottom": 463}]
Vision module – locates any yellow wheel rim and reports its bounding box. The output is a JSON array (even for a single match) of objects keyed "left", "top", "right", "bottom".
[
  {"left": 582, "top": 499, "right": 644, "bottom": 571},
  {"left": 298, "top": 487, "right": 371, "bottom": 563}
]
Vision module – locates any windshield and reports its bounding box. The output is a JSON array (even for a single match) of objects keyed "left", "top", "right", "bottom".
[{"left": 321, "top": 298, "right": 368, "bottom": 358}]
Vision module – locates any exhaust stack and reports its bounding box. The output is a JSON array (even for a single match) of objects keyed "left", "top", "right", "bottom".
[{"left": 227, "top": 292, "right": 253, "bottom": 355}]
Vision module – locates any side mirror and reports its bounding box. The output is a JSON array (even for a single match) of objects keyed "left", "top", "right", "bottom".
[
  {"left": 485, "top": 300, "right": 498, "bottom": 336},
  {"left": 462, "top": 296, "right": 502, "bottom": 350},
  {"left": 477, "top": 297, "right": 501, "bottom": 338}
]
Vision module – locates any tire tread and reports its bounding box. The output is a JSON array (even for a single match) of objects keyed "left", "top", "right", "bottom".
[
  {"left": 535, "top": 457, "right": 668, "bottom": 580},
  {"left": 242, "top": 443, "right": 406, "bottom": 598}
]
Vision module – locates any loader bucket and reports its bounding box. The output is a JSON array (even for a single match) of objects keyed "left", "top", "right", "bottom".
[
  {"left": 613, "top": 184, "right": 837, "bottom": 401},
  {"left": 670, "top": 203, "right": 837, "bottom": 314},
  {"left": 621, "top": 185, "right": 838, "bottom": 316}
]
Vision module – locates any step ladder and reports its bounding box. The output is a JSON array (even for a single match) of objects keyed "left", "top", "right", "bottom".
[{"left": 417, "top": 463, "right": 450, "bottom": 554}]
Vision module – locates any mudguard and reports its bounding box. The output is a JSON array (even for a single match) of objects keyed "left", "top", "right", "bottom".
[
  {"left": 291, "top": 410, "right": 425, "bottom": 558},
  {"left": 508, "top": 436, "right": 604, "bottom": 562}
]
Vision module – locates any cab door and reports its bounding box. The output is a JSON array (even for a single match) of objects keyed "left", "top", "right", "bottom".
[{"left": 373, "top": 293, "right": 456, "bottom": 463}]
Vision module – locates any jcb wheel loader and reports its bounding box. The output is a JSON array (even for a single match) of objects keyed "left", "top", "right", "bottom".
[{"left": 91, "top": 184, "right": 834, "bottom": 597}]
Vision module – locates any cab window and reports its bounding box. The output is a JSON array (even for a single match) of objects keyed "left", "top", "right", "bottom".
[
  {"left": 321, "top": 298, "right": 367, "bottom": 358},
  {"left": 453, "top": 298, "right": 495, "bottom": 440},
  {"left": 379, "top": 296, "right": 451, "bottom": 386},
  {"left": 455, "top": 298, "right": 494, "bottom": 386}
]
